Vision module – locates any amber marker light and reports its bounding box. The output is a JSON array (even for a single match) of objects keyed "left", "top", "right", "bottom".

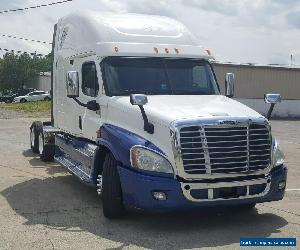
[
  {"left": 96, "top": 129, "right": 101, "bottom": 138},
  {"left": 130, "top": 148, "right": 139, "bottom": 168},
  {"left": 205, "top": 49, "right": 212, "bottom": 56}
]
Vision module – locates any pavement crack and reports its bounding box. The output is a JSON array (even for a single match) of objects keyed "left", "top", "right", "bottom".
[
  {"left": 16, "top": 206, "right": 102, "bottom": 216},
  {"left": 260, "top": 204, "right": 300, "bottom": 217},
  {"left": 49, "top": 239, "right": 55, "bottom": 250},
  {"left": 0, "top": 163, "right": 45, "bottom": 178}
]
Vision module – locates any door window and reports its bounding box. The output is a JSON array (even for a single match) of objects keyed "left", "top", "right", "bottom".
[{"left": 82, "top": 62, "right": 99, "bottom": 97}]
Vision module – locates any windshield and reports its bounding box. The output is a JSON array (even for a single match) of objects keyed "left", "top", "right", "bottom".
[{"left": 101, "top": 57, "right": 220, "bottom": 96}]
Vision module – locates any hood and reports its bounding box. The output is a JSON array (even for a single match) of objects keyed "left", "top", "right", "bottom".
[{"left": 110, "top": 95, "right": 264, "bottom": 126}]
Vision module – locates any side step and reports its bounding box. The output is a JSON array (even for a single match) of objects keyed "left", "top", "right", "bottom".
[
  {"left": 54, "top": 134, "right": 99, "bottom": 186},
  {"left": 54, "top": 154, "right": 92, "bottom": 184}
]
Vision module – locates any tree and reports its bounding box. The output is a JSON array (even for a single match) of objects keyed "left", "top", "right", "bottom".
[{"left": 0, "top": 52, "right": 52, "bottom": 92}]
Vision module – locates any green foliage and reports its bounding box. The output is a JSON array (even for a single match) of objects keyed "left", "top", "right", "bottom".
[
  {"left": 0, "top": 52, "right": 52, "bottom": 92},
  {"left": 0, "top": 100, "right": 51, "bottom": 113}
]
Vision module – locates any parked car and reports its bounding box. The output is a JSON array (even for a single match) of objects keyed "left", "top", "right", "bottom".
[
  {"left": 0, "top": 88, "right": 36, "bottom": 103},
  {"left": 13, "top": 91, "right": 51, "bottom": 103}
]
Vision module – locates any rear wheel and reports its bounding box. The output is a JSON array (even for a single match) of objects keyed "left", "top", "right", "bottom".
[
  {"left": 38, "top": 132, "right": 54, "bottom": 162},
  {"left": 44, "top": 97, "right": 51, "bottom": 101},
  {"left": 30, "top": 121, "right": 43, "bottom": 153},
  {"left": 102, "top": 153, "right": 125, "bottom": 219}
]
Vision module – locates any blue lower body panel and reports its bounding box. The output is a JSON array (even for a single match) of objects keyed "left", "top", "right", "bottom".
[{"left": 118, "top": 165, "right": 287, "bottom": 212}]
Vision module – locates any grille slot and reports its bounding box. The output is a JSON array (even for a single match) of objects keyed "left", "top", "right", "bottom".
[{"left": 179, "top": 123, "right": 271, "bottom": 175}]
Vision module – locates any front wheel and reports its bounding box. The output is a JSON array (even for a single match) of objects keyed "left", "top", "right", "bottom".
[
  {"left": 20, "top": 98, "right": 27, "bottom": 103},
  {"left": 102, "top": 153, "right": 125, "bottom": 219},
  {"left": 238, "top": 203, "right": 256, "bottom": 210}
]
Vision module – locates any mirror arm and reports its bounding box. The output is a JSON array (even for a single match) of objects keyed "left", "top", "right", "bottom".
[
  {"left": 71, "top": 98, "right": 99, "bottom": 111},
  {"left": 267, "top": 103, "right": 275, "bottom": 120},
  {"left": 72, "top": 97, "right": 88, "bottom": 108},
  {"left": 138, "top": 105, "right": 154, "bottom": 134}
]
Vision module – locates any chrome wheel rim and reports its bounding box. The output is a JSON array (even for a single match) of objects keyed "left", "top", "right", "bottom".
[
  {"left": 30, "top": 129, "right": 34, "bottom": 148},
  {"left": 39, "top": 134, "right": 44, "bottom": 154},
  {"left": 96, "top": 174, "right": 102, "bottom": 195}
]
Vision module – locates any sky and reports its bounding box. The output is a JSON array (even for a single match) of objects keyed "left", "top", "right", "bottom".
[{"left": 0, "top": 0, "right": 299, "bottom": 66}]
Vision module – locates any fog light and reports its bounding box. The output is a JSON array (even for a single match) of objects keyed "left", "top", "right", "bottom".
[
  {"left": 153, "top": 191, "right": 167, "bottom": 201},
  {"left": 278, "top": 181, "right": 286, "bottom": 190}
]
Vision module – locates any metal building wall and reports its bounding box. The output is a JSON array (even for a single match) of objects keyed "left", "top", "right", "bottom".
[
  {"left": 29, "top": 73, "right": 51, "bottom": 92},
  {"left": 213, "top": 63, "right": 300, "bottom": 100}
]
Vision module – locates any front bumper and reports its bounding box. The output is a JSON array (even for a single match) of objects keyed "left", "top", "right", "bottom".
[{"left": 118, "top": 164, "right": 287, "bottom": 212}]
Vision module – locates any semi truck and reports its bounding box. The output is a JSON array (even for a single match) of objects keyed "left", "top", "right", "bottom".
[{"left": 29, "top": 11, "right": 287, "bottom": 218}]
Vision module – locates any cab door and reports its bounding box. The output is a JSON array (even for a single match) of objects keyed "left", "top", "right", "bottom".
[{"left": 80, "top": 60, "right": 103, "bottom": 141}]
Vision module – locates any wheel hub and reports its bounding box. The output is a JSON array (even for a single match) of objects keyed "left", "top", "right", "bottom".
[
  {"left": 30, "top": 129, "right": 34, "bottom": 147},
  {"left": 38, "top": 134, "right": 44, "bottom": 154},
  {"left": 97, "top": 174, "right": 102, "bottom": 195}
]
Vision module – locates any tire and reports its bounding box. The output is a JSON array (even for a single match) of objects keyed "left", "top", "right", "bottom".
[
  {"left": 44, "top": 97, "right": 51, "bottom": 101},
  {"left": 20, "top": 98, "right": 27, "bottom": 103},
  {"left": 102, "top": 153, "right": 125, "bottom": 219},
  {"left": 30, "top": 121, "right": 43, "bottom": 154},
  {"left": 38, "top": 132, "right": 54, "bottom": 162},
  {"left": 239, "top": 203, "right": 256, "bottom": 210}
]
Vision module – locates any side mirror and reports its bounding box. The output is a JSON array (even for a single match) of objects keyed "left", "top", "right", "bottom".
[
  {"left": 66, "top": 71, "right": 79, "bottom": 98},
  {"left": 264, "top": 93, "right": 282, "bottom": 104},
  {"left": 225, "top": 73, "right": 234, "bottom": 97},
  {"left": 130, "top": 94, "right": 154, "bottom": 134},
  {"left": 264, "top": 93, "right": 281, "bottom": 120},
  {"left": 130, "top": 94, "right": 148, "bottom": 106}
]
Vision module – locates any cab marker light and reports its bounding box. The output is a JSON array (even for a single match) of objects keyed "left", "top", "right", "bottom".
[
  {"left": 165, "top": 48, "right": 169, "bottom": 54},
  {"left": 154, "top": 47, "right": 159, "bottom": 53},
  {"left": 205, "top": 49, "right": 212, "bottom": 56},
  {"left": 96, "top": 129, "right": 101, "bottom": 138},
  {"left": 114, "top": 46, "right": 119, "bottom": 52},
  {"left": 174, "top": 48, "right": 180, "bottom": 54}
]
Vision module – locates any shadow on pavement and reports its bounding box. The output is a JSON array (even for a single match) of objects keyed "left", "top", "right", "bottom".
[
  {"left": 22, "top": 149, "right": 67, "bottom": 175},
  {"left": 1, "top": 174, "right": 288, "bottom": 249}
]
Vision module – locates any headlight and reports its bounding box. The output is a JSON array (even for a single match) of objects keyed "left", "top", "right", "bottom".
[
  {"left": 130, "top": 146, "right": 173, "bottom": 174},
  {"left": 272, "top": 138, "right": 285, "bottom": 167}
]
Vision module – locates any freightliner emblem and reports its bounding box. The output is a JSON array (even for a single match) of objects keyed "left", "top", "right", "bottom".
[{"left": 218, "top": 120, "right": 238, "bottom": 125}]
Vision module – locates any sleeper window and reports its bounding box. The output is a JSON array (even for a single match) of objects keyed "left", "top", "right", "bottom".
[{"left": 82, "top": 62, "right": 99, "bottom": 97}]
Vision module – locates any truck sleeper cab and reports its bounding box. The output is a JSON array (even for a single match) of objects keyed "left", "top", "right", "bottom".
[{"left": 29, "top": 11, "right": 287, "bottom": 218}]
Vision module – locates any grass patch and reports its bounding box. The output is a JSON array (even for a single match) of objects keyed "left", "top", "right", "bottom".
[{"left": 0, "top": 100, "right": 51, "bottom": 113}]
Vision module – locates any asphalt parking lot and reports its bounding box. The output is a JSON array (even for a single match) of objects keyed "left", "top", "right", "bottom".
[{"left": 0, "top": 117, "right": 299, "bottom": 250}]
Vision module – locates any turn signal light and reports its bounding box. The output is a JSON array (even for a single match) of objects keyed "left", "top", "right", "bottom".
[{"left": 96, "top": 129, "right": 101, "bottom": 138}]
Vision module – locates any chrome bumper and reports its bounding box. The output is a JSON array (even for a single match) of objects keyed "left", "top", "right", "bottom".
[{"left": 181, "top": 176, "right": 271, "bottom": 202}]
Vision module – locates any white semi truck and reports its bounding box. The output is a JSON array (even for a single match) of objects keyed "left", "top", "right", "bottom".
[{"left": 30, "top": 11, "right": 287, "bottom": 218}]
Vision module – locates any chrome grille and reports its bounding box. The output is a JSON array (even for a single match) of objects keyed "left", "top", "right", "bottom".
[{"left": 179, "top": 123, "right": 271, "bottom": 175}]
